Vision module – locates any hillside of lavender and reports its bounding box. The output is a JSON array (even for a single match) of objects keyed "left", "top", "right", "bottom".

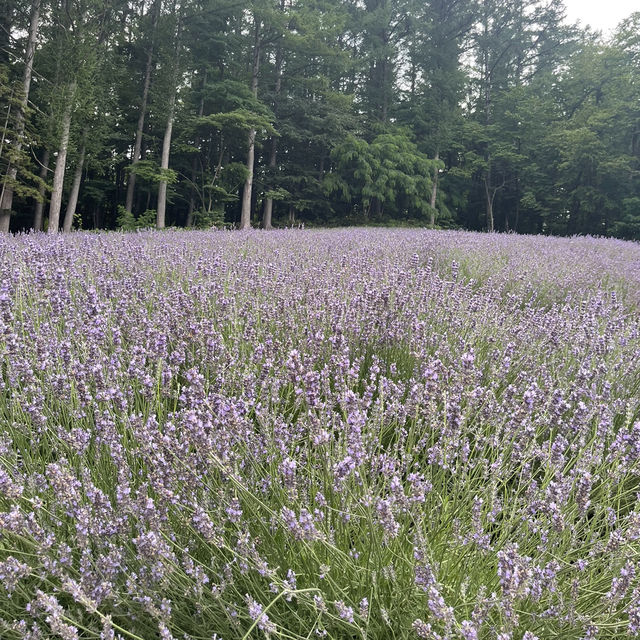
[{"left": 1, "top": 228, "right": 640, "bottom": 640}]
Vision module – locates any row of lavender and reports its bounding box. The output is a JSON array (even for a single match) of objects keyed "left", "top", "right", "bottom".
[{"left": 1, "top": 229, "right": 640, "bottom": 639}]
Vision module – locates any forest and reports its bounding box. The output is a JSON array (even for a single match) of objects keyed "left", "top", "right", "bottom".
[{"left": 0, "top": 0, "right": 639, "bottom": 237}]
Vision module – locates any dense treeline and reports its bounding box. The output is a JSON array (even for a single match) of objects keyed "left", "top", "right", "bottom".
[{"left": 0, "top": 0, "right": 639, "bottom": 236}]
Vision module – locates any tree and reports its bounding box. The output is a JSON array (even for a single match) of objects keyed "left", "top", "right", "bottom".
[
  {"left": 464, "top": 0, "right": 574, "bottom": 231},
  {"left": 239, "top": 14, "right": 263, "bottom": 230},
  {"left": 156, "top": 2, "right": 183, "bottom": 230},
  {"left": 398, "top": 0, "right": 476, "bottom": 227},
  {"left": 325, "top": 130, "right": 435, "bottom": 221},
  {"left": 32, "top": 149, "right": 49, "bottom": 230},
  {"left": 0, "top": 0, "right": 638, "bottom": 238},
  {"left": 47, "top": 81, "right": 75, "bottom": 234},
  {"left": 261, "top": 14, "right": 283, "bottom": 230},
  {"left": 62, "top": 133, "right": 86, "bottom": 232},
  {"left": 0, "top": 0, "right": 41, "bottom": 232},
  {"left": 124, "top": 0, "right": 161, "bottom": 216}
]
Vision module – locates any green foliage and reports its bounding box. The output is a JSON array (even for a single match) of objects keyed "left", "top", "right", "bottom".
[
  {"left": 2, "top": 0, "right": 640, "bottom": 236},
  {"left": 326, "top": 130, "right": 435, "bottom": 219},
  {"left": 127, "top": 160, "right": 177, "bottom": 186},
  {"left": 0, "top": 65, "right": 44, "bottom": 204},
  {"left": 192, "top": 205, "right": 226, "bottom": 228},
  {"left": 611, "top": 198, "right": 640, "bottom": 239},
  {"left": 263, "top": 187, "right": 289, "bottom": 201},
  {"left": 116, "top": 205, "right": 136, "bottom": 230},
  {"left": 197, "top": 109, "right": 275, "bottom": 137},
  {"left": 116, "top": 205, "right": 157, "bottom": 230}
]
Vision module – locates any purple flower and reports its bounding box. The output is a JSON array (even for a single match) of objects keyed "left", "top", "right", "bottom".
[
  {"left": 245, "top": 595, "right": 276, "bottom": 635},
  {"left": 334, "top": 600, "right": 354, "bottom": 624}
]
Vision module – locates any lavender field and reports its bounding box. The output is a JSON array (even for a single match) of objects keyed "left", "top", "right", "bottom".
[{"left": 2, "top": 229, "right": 640, "bottom": 640}]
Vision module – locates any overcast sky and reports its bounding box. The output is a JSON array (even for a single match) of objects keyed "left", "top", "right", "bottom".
[{"left": 563, "top": 0, "right": 637, "bottom": 34}]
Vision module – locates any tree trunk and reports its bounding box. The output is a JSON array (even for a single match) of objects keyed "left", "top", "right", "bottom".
[
  {"left": 62, "top": 138, "right": 86, "bottom": 232},
  {"left": 484, "top": 171, "right": 495, "bottom": 233},
  {"left": 33, "top": 148, "right": 49, "bottom": 231},
  {"left": 381, "top": 57, "right": 389, "bottom": 123},
  {"left": 262, "top": 140, "right": 276, "bottom": 230},
  {"left": 239, "top": 21, "right": 261, "bottom": 230},
  {"left": 124, "top": 0, "right": 160, "bottom": 214},
  {"left": 93, "top": 204, "right": 101, "bottom": 229},
  {"left": 186, "top": 174, "right": 197, "bottom": 227},
  {"left": 186, "top": 70, "right": 206, "bottom": 228},
  {"left": 481, "top": 1, "right": 493, "bottom": 234},
  {"left": 240, "top": 130, "right": 256, "bottom": 229},
  {"left": 429, "top": 149, "right": 439, "bottom": 228},
  {"left": 0, "top": 0, "right": 41, "bottom": 232},
  {"left": 47, "top": 83, "right": 75, "bottom": 234},
  {"left": 156, "top": 97, "right": 175, "bottom": 229},
  {"left": 371, "top": 197, "right": 382, "bottom": 219},
  {"left": 262, "top": 53, "right": 282, "bottom": 230},
  {"left": 156, "top": 11, "right": 181, "bottom": 230}
]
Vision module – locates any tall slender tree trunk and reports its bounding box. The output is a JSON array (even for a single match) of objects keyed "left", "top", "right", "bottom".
[
  {"left": 481, "top": 1, "right": 494, "bottom": 233},
  {"left": 263, "top": 44, "right": 283, "bottom": 230},
  {"left": 262, "top": 138, "right": 277, "bottom": 230},
  {"left": 186, "top": 192, "right": 195, "bottom": 227},
  {"left": 515, "top": 177, "right": 521, "bottom": 232},
  {"left": 381, "top": 57, "right": 390, "bottom": 122},
  {"left": 93, "top": 204, "right": 101, "bottom": 229},
  {"left": 186, "top": 178, "right": 196, "bottom": 227},
  {"left": 33, "top": 148, "right": 49, "bottom": 231},
  {"left": 156, "top": 10, "right": 181, "bottom": 230},
  {"left": 484, "top": 169, "right": 495, "bottom": 233},
  {"left": 240, "top": 21, "right": 261, "bottom": 230},
  {"left": 240, "top": 131, "right": 256, "bottom": 229},
  {"left": 429, "top": 149, "right": 439, "bottom": 228},
  {"left": 0, "top": 0, "right": 41, "bottom": 232},
  {"left": 124, "top": 0, "right": 160, "bottom": 214},
  {"left": 47, "top": 82, "right": 75, "bottom": 234},
  {"left": 371, "top": 197, "right": 382, "bottom": 219},
  {"left": 186, "top": 70, "right": 206, "bottom": 228},
  {"left": 156, "top": 95, "right": 176, "bottom": 229},
  {"left": 62, "top": 137, "right": 85, "bottom": 232}
]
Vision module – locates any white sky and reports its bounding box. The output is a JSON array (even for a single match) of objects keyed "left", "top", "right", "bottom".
[{"left": 563, "top": 0, "right": 638, "bottom": 35}]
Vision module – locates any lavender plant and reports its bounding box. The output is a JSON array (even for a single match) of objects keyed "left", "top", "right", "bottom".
[{"left": 1, "top": 229, "right": 640, "bottom": 639}]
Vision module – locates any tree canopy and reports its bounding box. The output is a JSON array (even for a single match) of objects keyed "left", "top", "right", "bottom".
[{"left": 1, "top": 0, "right": 638, "bottom": 238}]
